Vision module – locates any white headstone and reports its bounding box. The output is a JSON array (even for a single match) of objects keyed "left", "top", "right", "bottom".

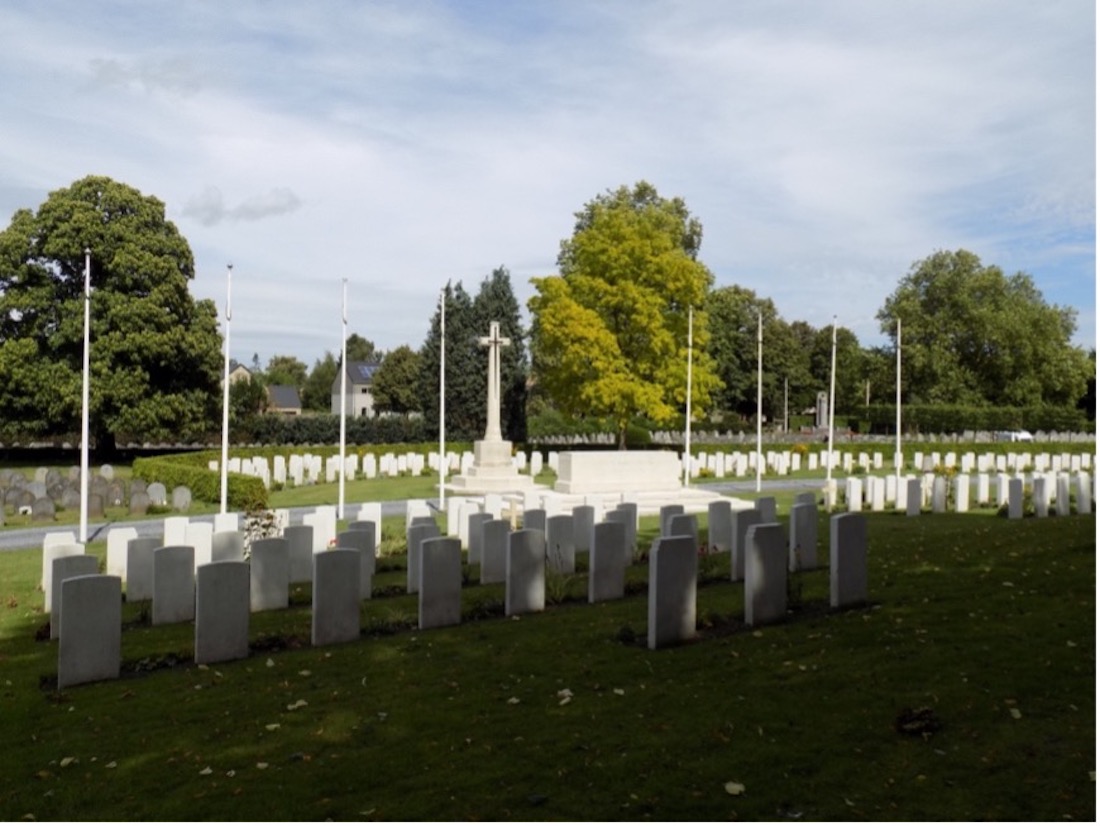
[
  {"left": 419, "top": 537, "right": 463, "bottom": 629},
  {"left": 311, "top": 550, "right": 361, "bottom": 646},
  {"left": 195, "top": 562, "right": 250, "bottom": 664},
  {"left": 647, "top": 535, "right": 697, "bottom": 649}
]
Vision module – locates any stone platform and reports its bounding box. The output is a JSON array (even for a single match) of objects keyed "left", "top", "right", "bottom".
[{"left": 448, "top": 439, "right": 539, "bottom": 494}]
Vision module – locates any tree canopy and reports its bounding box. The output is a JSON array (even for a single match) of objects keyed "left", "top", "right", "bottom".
[
  {"left": 418, "top": 269, "right": 528, "bottom": 442},
  {"left": 372, "top": 345, "right": 422, "bottom": 416},
  {"left": 263, "top": 354, "right": 308, "bottom": 389},
  {"left": 529, "top": 182, "right": 721, "bottom": 445},
  {"left": 0, "top": 175, "right": 221, "bottom": 452},
  {"left": 877, "top": 249, "right": 1091, "bottom": 407}
]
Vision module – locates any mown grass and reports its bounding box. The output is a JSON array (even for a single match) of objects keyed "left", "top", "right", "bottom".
[{"left": 0, "top": 506, "right": 1094, "bottom": 821}]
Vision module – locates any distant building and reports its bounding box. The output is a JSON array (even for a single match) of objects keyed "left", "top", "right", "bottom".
[
  {"left": 267, "top": 385, "right": 302, "bottom": 416},
  {"left": 332, "top": 361, "right": 379, "bottom": 417},
  {"left": 228, "top": 359, "right": 253, "bottom": 385}
]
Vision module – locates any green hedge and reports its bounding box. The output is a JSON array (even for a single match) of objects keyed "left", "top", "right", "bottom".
[{"left": 132, "top": 457, "right": 268, "bottom": 511}]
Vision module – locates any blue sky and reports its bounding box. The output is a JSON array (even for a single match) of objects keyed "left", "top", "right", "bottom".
[{"left": 1, "top": 0, "right": 1094, "bottom": 366}]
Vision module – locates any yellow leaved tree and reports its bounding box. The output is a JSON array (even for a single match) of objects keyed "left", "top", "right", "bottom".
[{"left": 529, "top": 181, "right": 722, "bottom": 448}]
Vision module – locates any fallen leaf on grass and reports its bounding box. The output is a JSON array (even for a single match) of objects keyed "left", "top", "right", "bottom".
[
  {"left": 1009, "top": 708, "right": 1022, "bottom": 720},
  {"left": 286, "top": 700, "right": 308, "bottom": 711},
  {"left": 266, "top": 658, "right": 275, "bottom": 667},
  {"left": 724, "top": 781, "right": 745, "bottom": 796},
  {"left": 613, "top": 689, "right": 625, "bottom": 696},
  {"left": 59, "top": 757, "right": 76, "bottom": 768},
  {"left": 199, "top": 767, "right": 212, "bottom": 776},
  {"left": 256, "top": 762, "right": 269, "bottom": 770},
  {"left": 105, "top": 761, "right": 117, "bottom": 769},
  {"left": 265, "top": 724, "right": 280, "bottom": 731},
  {"left": 506, "top": 697, "right": 520, "bottom": 705},
  {"left": 298, "top": 670, "right": 311, "bottom": 677}
]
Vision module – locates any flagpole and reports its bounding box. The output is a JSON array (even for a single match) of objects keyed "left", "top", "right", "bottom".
[
  {"left": 756, "top": 310, "right": 763, "bottom": 493},
  {"left": 219, "top": 264, "right": 232, "bottom": 515},
  {"left": 895, "top": 317, "right": 902, "bottom": 483},
  {"left": 683, "top": 306, "right": 694, "bottom": 487},
  {"left": 79, "top": 249, "right": 91, "bottom": 543},
  {"left": 826, "top": 316, "right": 838, "bottom": 489},
  {"left": 439, "top": 285, "right": 447, "bottom": 510},
  {"left": 338, "top": 278, "right": 348, "bottom": 520}
]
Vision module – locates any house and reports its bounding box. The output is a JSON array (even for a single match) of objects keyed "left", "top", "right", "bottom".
[
  {"left": 267, "top": 384, "right": 302, "bottom": 416},
  {"left": 332, "top": 361, "right": 379, "bottom": 416},
  {"left": 228, "top": 359, "right": 253, "bottom": 385}
]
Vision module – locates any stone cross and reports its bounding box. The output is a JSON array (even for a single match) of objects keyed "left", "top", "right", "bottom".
[{"left": 478, "top": 321, "right": 511, "bottom": 442}]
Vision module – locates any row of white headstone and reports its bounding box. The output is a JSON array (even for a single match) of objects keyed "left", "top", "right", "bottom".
[
  {"left": 824, "top": 470, "right": 1093, "bottom": 517},
  {"left": 683, "top": 449, "right": 1095, "bottom": 479},
  {"left": 209, "top": 447, "right": 1094, "bottom": 490},
  {"left": 47, "top": 491, "right": 869, "bottom": 687}
]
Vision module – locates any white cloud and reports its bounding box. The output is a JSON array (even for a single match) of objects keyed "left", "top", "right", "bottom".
[{"left": 0, "top": 0, "right": 1092, "bottom": 359}]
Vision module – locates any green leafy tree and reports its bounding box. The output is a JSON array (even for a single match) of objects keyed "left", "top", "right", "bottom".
[
  {"left": 229, "top": 374, "right": 267, "bottom": 424},
  {"left": 345, "top": 333, "right": 378, "bottom": 364},
  {"left": 263, "top": 354, "right": 308, "bottom": 389},
  {"left": 302, "top": 351, "right": 338, "bottom": 412},
  {"left": 372, "top": 345, "right": 422, "bottom": 416},
  {"left": 877, "top": 249, "right": 1090, "bottom": 406},
  {"left": 529, "top": 182, "right": 721, "bottom": 447},
  {"left": 0, "top": 175, "right": 221, "bottom": 454},
  {"left": 472, "top": 267, "right": 528, "bottom": 442},
  {"left": 705, "top": 285, "right": 813, "bottom": 424},
  {"left": 808, "top": 325, "right": 867, "bottom": 413}
]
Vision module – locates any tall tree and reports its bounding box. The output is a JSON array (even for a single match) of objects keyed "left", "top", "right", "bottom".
[
  {"left": 529, "top": 181, "right": 721, "bottom": 447},
  {"left": 301, "top": 351, "right": 338, "bottom": 412},
  {"left": 705, "top": 285, "right": 812, "bottom": 423},
  {"left": 877, "top": 249, "right": 1090, "bottom": 406},
  {"left": 808, "top": 325, "right": 867, "bottom": 413},
  {"left": 418, "top": 282, "right": 484, "bottom": 440},
  {"left": 372, "top": 345, "right": 422, "bottom": 416},
  {"left": 472, "top": 267, "right": 528, "bottom": 442},
  {"left": 0, "top": 175, "right": 221, "bottom": 453}
]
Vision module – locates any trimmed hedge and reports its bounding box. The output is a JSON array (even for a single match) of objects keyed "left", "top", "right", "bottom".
[{"left": 132, "top": 457, "right": 268, "bottom": 511}]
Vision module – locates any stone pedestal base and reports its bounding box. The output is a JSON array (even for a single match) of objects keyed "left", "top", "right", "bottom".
[{"left": 449, "top": 439, "right": 538, "bottom": 493}]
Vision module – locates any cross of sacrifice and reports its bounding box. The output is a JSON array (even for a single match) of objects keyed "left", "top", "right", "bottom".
[{"left": 478, "top": 321, "right": 511, "bottom": 442}]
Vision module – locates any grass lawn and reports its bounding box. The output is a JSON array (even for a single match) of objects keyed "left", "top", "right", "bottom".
[{"left": 0, "top": 506, "right": 1094, "bottom": 821}]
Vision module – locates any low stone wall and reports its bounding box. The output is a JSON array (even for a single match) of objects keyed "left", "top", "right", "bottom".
[{"left": 554, "top": 450, "right": 681, "bottom": 494}]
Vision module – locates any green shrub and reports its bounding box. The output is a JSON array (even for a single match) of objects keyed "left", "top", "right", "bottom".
[{"left": 131, "top": 457, "right": 267, "bottom": 510}]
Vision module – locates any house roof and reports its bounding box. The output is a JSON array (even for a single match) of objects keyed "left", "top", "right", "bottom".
[
  {"left": 229, "top": 359, "right": 251, "bottom": 375},
  {"left": 343, "top": 361, "right": 380, "bottom": 386},
  {"left": 267, "top": 384, "right": 302, "bottom": 409}
]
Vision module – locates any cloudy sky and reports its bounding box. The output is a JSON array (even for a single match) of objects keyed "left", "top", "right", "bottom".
[{"left": 2, "top": 0, "right": 1094, "bottom": 367}]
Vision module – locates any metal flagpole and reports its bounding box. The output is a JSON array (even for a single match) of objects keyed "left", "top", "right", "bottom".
[
  {"left": 220, "top": 264, "right": 232, "bottom": 515},
  {"left": 439, "top": 286, "right": 447, "bottom": 510},
  {"left": 683, "top": 306, "right": 694, "bottom": 487},
  {"left": 826, "top": 316, "right": 838, "bottom": 488},
  {"left": 338, "top": 278, "right": 348, "bottom": 520},
  {"left": 79, "top": 249, "right": 91, "bottom": 543},
  {"left": 756, "top": 310, "right": 763, "bottom": 493},
  {"left": 896, "top": 317, "right": 902, "bottom": 484}
]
